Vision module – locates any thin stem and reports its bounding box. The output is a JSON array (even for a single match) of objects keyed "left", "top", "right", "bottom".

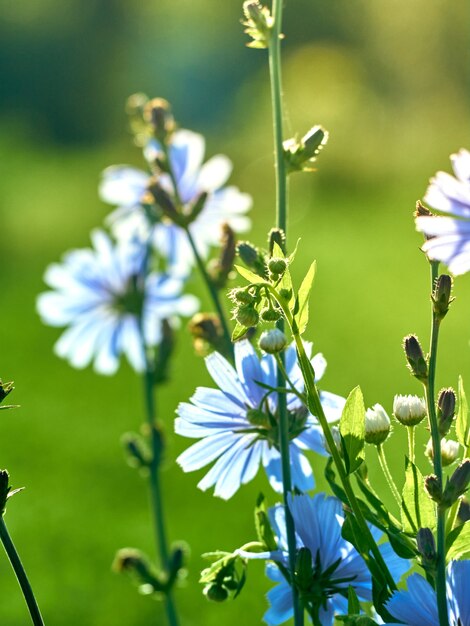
[
  {"left": 269, "top": 287, "right": 398, "bottom": 592},
  {"left": 142, "top": 362, "right": 180, "bottom": 626},
  {"left": 268, "top": 2, "right": 303, "bottom": 623},
  {"left": 184, "top": 227, "right": 233, "bottom": 359},
  {"left": 0, "top": 517, "right": 44, "bottom": 626},
  {"left": 424, "top": 261, "right": 449, "bottom": 626},
  {"left": 377, "top": 444, "right": 402, "bottom": 509},
  {"left": 407, "top": 426, "right": 416, "bottom": 464}
]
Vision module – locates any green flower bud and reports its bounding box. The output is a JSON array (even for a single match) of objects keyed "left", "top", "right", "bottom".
[
  {"left": 260, "top": 306, "right": 280, "bottom": 322},
  {"left": 365, "top": 404, "right": 391, "bottom": 445},
  {"left": 259, "top": 329, "right": 287, "bottom": 354},
  {"left": 424, "top": 474, "right": 442, "bottom": 504},
  {"left": 268, "top": 228, "right": 286, "bottom": 255},
  {"left": 230, "top": 288, "right": 254, "bottom": 305},
  {"left": 437, "top": 387, "right": 456, "bottom": 437},
  {"left": 268, "top": 257, "right": 287, "bottom": 275},
  {"left": 442, "top": 459, "right": 470, "bottom": 508},
  {"left": 246, "top": 408, "right": 270, "bottom": 427},
  {"left": 279, "top": 288, "right": 292, "bottom": 302},
  {"left": 234, "top": 305, "right": 259, "bottom": 328},
  {"left": 403, "top": 334, "right": 428, "bottom": 382},
  {"left": 416, "top": 528, "right": 436, "bottom": 567},
  {"left": 458, "top": 497, "right": 470, "bottom": 523},
  {"left": 0, "top": 381, "right": 13, "bottom": 403},
  {"left": 237, "top": 241, "right": 259, "bottom": 266},
  {"left": 204, "top": 583, "right": 229, "bottom": 602},
  {"left": 432, "top": 274, "right": 454, "bottom": 320},
  {"left": 143, "top": 98, "right": 175, "bottom": 140}
]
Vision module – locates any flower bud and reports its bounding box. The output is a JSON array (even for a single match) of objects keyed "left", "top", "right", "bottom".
[
  {"left": 268, "top": 257, "right": 287, "bottom": 275},
  {"left": 0, "top": 381, "right": 13, "bottom": 403},
  {"left": 188, "top": 313, "right": 224, "bottom": 355},
  {"left": 393, "top": 394, "right": 427, "bottom": 426},
  {"left": 242, "top": 1, "right": 273, "bottom": 49},
  {"left": 259, "top": 329, "right": 287, "bottom": 354},
  {"left": 0, "top": 470, "right": 10, "bottom": 516},
  {"left": 237, "top": 241, "right": 267, "bottom": 278},
  {"left": 147, "top": 179, "right": 181, "bottom": 223},
  {"left": 188, "top": 191, "right": 209, "bottom": 223},
  {"left": 284, "top": 126, "right": 329, "bottom": 173},
  {"left": 246, "top": 408, "right": 270, "bottom": 427},
  {"left": 143, "top": 98, "right": 175, "bottom": 140},
  {"left": 268, "top": 228, "right": 286, "bottom": 255},
  {"left": 279, "top": 288, "right": 292, "bottom": 302},
  {"left": 424, "top": 474, "right": 442, "bottom": 503},
  {"left": 416, "top": 528, "right": 436, "bottom": 567},
  {"left": 203, "top": 583, "right": 229, "bottom": 602},
  {"left": 234, "top": 304, "right": 259, "bottom": 328},
  {"left": 432, "top": 274, "right": 453, "bottom": 320},
  {"left": 414, "top": 200, "right": 433, "bottom": 219},
  {"left": 426, "top": 438, "right": 459, "bottom": 467},
  {"left": 437, "top": 387, "right": 456, "bottom": 437},
  {"left": 442, "top": 459, "right": 470, "bottom": 507},
  {"left": 458, "top": 496, "right": 470, "bottom": 523},
  {"left": 365, "top": 404, "right": 391, "bottom": 445},
  {"left": 403, "top": 334, "right": 428, "bottom": 382},
  {"left": 260, "top": 306, "right": 281, "bottom": 322}
]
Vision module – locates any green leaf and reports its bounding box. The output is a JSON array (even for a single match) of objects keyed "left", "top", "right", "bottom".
[
  {"left": 456, "top": 376, "right": 469, "bottom": 449},
  {"left": 254, "top": 494, "right": 278, "bottom": 551},
  {"left": 272, "top": 241, "right": 286, "bottom": 259},
  {"left": 401, "top": 457, "right": 436, "bottom": 534},
  {"left": 339, "top": 386, "right": 365, "bottom": 475},
  {"left": 235, "top": 264, "right": 265, "bottom": 285},
  {"left": 232, "top": 321, "right": 249, "bottom": 342},
  {"left": 447, "top": 521, "right": 470, "bottom": 561},
  {"left": 347, "top": 586, "right": 361, "bottom": 616},
  {"left": 295, "top": 260, "right": 316, "bottom": 335},
  {"left": 341, "top": 512, "right": 369, "bottom": 554}
]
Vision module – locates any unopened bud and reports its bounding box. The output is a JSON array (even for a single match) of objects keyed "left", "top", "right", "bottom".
[
  {"left": 0, "top": 381, "right": 13, "bottom": 403},
  {"left": 143, "top": 98, "right": 175, "bottom": 140},
  {"left": 365, "top": 404, "right": 391, "bottom": 445},
  {"left": 230, "top": 288, "right": 255, "bottom": 305},
  {"left": 442, "top": 459, "right": 470, "bottom": 507},
  {"left": 188, "top": 313, "right": 223, "bottom": 355},
  {"left": 207, "top": 224, "right": 236, "bottom": 289},
  {"left": 424, "top": 474, "right": 442, "bottom": 503},
  {"left": 268, "top": 228, "right": 286, "bottom": 255},
  {"left": 260, "top": 306, "right": 281, "bottom": 322},
  {"left": 458, "top": 497, "right": 470, "bottom": 523},
  {"left": 268, "top": 257, "right": 287, "bottom": 275},
  {"left": 234, "top": 304, "right": 259, "bottom": 328},
  {"left": 393, "top": 394, "right": 427, "bottom": 426},
  {"left": 432, "top": 275, "right": 453, "bottom": 320},
  {"left": 147, "top": 180, "right": 180, "bottom": 223},
  {"left": 279, "top": 288, "right": 292, "bottom": 301},
  {"left": 204, "top": 583, "right": 229, "bottom": 602},
  {"left": 416, "top": 528, "right": 436, "bottom": 567},
  {"left": 259, "top": 329, "right": 287, "bottom": 354},
  {"left": 188, "top": 191, "right": 208, "bottom": 223},
  {"left": 426, "top": 438, "right": 459, "bottom": 467},
  {"left": 414, "top": 200, "right": 433, "bottom": 219},
  {"left": 237, "top": 241, "right": 267, "bottom": 277},
  {"left": 246, "top": 408, "right": 270, "bottom": 427},
  {"left": 403, "top": 335, "right": 428, "bottom": 382},
  {"left": 437, "top": 388, "right": 456, "bottom": 437}
]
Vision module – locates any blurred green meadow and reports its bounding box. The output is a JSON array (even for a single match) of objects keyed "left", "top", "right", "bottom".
[{"left": 1, "top": 0, "right": 469, "bottom": 624}]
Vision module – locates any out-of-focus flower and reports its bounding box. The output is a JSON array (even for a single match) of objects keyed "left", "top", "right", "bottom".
[
  {"left": 386, "top": 560, "right": 470, "bottom": 626},
  {"left": 425, "top": 437, "right": 460, "bottom": 467},
  {"left": 37, "top": 230, "right": 198, "bottom": 375},
  {"left": 175, "top": 340, "right": 345, "bottom": 499},
  {"left": 416, "top": 149, "right": 470, "bottom": 275},
  {"left": 261, "top": 493, "right": 409, "bottom": 625},
  {"left": 100, "top": 129, "right": 251, "bottom": 276}
]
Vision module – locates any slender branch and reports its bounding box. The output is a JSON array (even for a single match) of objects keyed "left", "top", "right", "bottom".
[
  {"left": 377, "top": 444, "right": 402, "bottom": 509},
  {"left": 184, "top": 227, "right": 233, "bottom": 358},
  {"left": 423, "top": 261, "right": 449, "bottom": 626},
  {"left": 407, "top": 426, "right": 416, "bottom": 465},
  {"left": 0, "top": 517, "right": 44, "bottom": 626}
]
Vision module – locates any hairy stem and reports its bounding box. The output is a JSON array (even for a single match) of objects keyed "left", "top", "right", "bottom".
[
  {"left": 377, "top": 444, "right": 402, "bottom": 509},
  {"left": 0, "top": 517, "right": 45, "bottom": 626},
  {"left": 407, "top": 426, "right": 416, "bottom": 465}
]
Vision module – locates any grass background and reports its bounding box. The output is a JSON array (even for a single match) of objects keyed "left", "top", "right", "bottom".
[{"left": 0, "top": 0, "right": 469, "bottom": 624}]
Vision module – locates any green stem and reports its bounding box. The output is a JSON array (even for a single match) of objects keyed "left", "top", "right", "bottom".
[
  {"left": 407, "top": 426, "right": 416, "bottom": 465},
  {"left": 142, "top": 363, "right": 180, "bottom": 626},
  {"left": 269, "top": 288, "right": 398, "bottom": 592},
  {"left": 184, "top": 228, "right": 233, "bottom": 359},
  {"left": 377, "top": 444, "right": 402, "bottom": 509},
  {"left": 0, "top": 517, "right": 44, "bottom": 626},
  {"left": 268, "top": 3, "right": 303, "bottom": 624},
  {"left": 424, "top": 261, "right": 449, "bottom": 626}
]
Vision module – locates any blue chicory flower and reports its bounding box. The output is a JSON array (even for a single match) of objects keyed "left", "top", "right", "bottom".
[
  {"left": 386, "top": 560, "right": 470, "bottom": 626},
  {"left": 261, "top": 493, "right": 410, "bottom": 625},
  {"left": 100, "top": 129, "right": 251, "bottom": 276},
  {"left": 37, "top": 229, "right": 198, "bottom": 375},
  {"left": 416, "top": 148, "right": 470, "bottom": 275},
  {"left": 175, "top": 339, "right": 345, "bottom": 499}
]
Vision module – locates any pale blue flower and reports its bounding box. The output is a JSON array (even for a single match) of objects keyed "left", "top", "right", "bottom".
[
  {"left": 262, "top": 493, "right": 410, "bottom": 625},
  {"left": 100, "top": 129, "right": 251, "bottom": 275},
  {"left": 175, "top": 340, "right": 345, "bottom": 499},
  {"left": 37, "top": 230, "right": 198, "bottom": 375},
  {"left": 416, "top": 149, "right": 470, "bottom": 275},
  {"left": 386, "top": 560, "right": 470, "bottom": 626}
]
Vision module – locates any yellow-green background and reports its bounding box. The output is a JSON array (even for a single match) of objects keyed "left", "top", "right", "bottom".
[{"left": 0, "top": 1, "right": 469, "bottom": 624}]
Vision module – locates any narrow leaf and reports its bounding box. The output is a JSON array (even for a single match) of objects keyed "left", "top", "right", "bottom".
[
  {"left": 232, "top": 321, "right": 249, "bottom": 342},
  {"left": 254, "top": 494, "right": 277, "bottom": 551},
  {"left": 401, "top": 457, "right": 436, "bottom": 533},
  {"left": 347, "top": 586, "right": 361, "bottom": 616},
  {"left": 235, "top": 264, "right": 265, "bottom": 285},
  {"left": 456, "top": 376, "right": 469, "bottom": 449},
  {"left": 296, "top": 260, "right": 316, "bottom": 335},
  {"left": 339, "top": 386, "right": 365, "bottom": 475}
]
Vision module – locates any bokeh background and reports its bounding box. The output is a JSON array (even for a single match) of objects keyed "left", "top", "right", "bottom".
[{"left": 1, "top": 0, "right": 469, "bottom": 624}]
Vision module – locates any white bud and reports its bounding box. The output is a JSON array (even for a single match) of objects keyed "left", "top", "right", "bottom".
[
  {"left": 393, "top": 394, "right": 427, "bottom": 426},
  {"left": 365, "top": 404, "right": 391, "bottom": 445},
  {"left": 426, "top": 438, "right": 460, "bottom": 467},
  {"left": 258, "top": 329, "right": 287, "bottom": 354}
]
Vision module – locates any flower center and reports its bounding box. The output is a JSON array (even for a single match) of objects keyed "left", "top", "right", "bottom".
[
  {"left": 113, "top": 275, "right": 145, "bottom": 316},
  {"left": 245, "top": 404, "right": 309, "bottom": 446}
]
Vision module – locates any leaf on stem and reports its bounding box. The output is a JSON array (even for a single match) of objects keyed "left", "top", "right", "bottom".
[
  {"left": 254, "top": 494, "right": 277, "bottom": 551},
  {"left": 234, "top": 264, "right": 266, "bottom": 285},
  {"left": 339, "top": 386, "right": 366, "bottom": 475},
  {"left": 401, "top": 457, "right": 436, "bottom": 534},
  {"left": 446, "top": 520, "right": 470, "bottom": 561},
  {"left": 456, "top": 376, "right": 469, "bottom": 450},
  {"left": 294, "top": 260, "right": 316, "bottom": 335}
]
